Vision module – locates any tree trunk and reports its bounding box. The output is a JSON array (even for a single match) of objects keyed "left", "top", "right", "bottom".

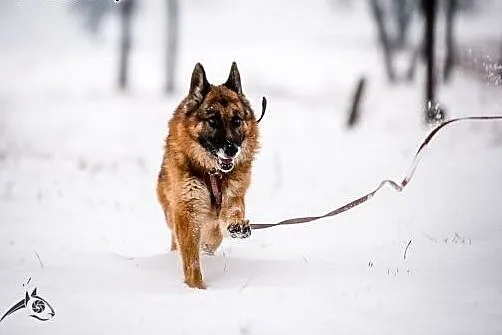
[
  {"left": 422, "top": 0, "right": 437, "bottom": 122},
  {"left": 406, "top": 45, "right": 420, "bottom": 81},
  {"left": 443, "top": 0, "right": 458, "bottom": 82},
  {"left": 165, "top": 0, "right": 179, "bottom": 94},
  {"left": 369, "top": 0, "right": 396, "bottom": 82},
  {"left": 393, "top": 0, "right": 414, "bottom": 49},
  {"left": 118, "top": 0, "right": 135, "bottom": 90},
  {"left": 347, "top": 77, "right": 367, "bottom": 128}
]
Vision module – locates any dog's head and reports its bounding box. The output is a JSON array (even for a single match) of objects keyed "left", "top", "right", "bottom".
[{"left": 179, "top": 62, "right": 259, "bottom": 173}]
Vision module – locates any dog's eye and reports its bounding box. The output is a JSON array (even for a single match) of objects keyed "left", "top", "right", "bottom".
[
  {"left": 206, "top": 115, "right": 220, "bottom": 128},
  {"left": 231, "top": 116, "right": 243, "bottom": 127}
]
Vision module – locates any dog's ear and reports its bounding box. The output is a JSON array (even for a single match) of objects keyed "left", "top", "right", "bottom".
[
  {"left": 224, "top": 62, "right": 243, "bottom": 95},
  {"left": 189, "top": 63, "right": 210, "bottom": 102}
]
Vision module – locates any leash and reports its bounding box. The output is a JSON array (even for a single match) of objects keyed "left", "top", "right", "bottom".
[
  {"left": 204, "top": 171, "right": 223, "bottom": 215},
  {"left": 257, "top": 97, "right": 267, "bottom": 123},
  {"left": 250, "top": 115, "right": 502, "bottom": 230}
]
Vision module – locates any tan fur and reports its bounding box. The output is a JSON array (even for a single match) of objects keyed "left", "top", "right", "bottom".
[{"left": 157, "top": 63, "right": 259, "bottom": 289}]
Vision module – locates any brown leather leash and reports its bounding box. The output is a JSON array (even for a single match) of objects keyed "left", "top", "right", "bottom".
[
  {"left": 204, "top": 171, "right": 224, "bottom": 215},
  {"left": 250, "top": 115, "right": 502, "bottom": 230}
]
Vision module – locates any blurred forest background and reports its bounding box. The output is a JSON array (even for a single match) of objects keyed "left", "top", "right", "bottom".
[
  {"left": 72, "top": 0, "right": 502, "bottom": 123},
  {"left": 1, "top": 1, "right": 502, "bottom": 334}
]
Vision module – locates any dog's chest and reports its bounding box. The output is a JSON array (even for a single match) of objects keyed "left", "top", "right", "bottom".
[{"left": 202, "top": 173, "right": 238, "bottom": 216}]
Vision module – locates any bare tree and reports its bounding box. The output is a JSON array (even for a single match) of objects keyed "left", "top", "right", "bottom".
[
  {"left": 392, "top": 0, "right": 415, "bottom": 49},
  {"left": 443, "top": 0, "right": 458, "bottom": 82},
  {"left": 118, "top": 0, "right": 136, "bottom": 90},
  {"left": 165, "top": 0, "right": 179, "bottom": 94},
  {"left": 421, "top": 0, "right": 438, "bottom": 122},
  {"left": 347, "top": 77, "right": 367, "bottom": 128},
  {"left": 406, "top": 46, "right": 420, "bottom": 81},
  {"left": 369, "top": 0, "right": 396, "bottom": 82},
  {"left": 500, "top": 40, "right": 502, "bottom": 66},
  {"left": 71, "top": 1, "right": 113, "bottom": 36}
]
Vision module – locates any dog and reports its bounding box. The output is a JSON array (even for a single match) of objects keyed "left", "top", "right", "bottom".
[{"left": 157, "top": 62, "right": 260, "bottom": 289}]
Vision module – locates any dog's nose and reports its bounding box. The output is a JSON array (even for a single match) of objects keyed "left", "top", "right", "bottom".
[{"left": 223, "top": 142, "right": 239, "bottom": 158}]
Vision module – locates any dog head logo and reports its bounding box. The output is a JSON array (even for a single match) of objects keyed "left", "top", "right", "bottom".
[
  {"left": 178, "top": 62, "right": 261, "bottom": 173},
  {"left": 0, "top": 288, "right": 55, "bottom": 322}
]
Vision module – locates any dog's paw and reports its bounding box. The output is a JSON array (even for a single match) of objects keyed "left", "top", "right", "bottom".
[
  {"left": 201, "top": 243, "right": 216, "bottom": 256},
  {"left": 185, "top": 278, "right": 206, "bottom": 289},
  {"left": 227, "top": 220, "right": 251, "bottom": 239}
]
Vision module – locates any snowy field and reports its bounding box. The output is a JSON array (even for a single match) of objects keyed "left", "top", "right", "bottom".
[{"left": 1, "top": 0, "right": 502, "bottom": 334}]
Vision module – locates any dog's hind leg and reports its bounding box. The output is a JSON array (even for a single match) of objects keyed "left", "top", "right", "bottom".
[{"left": 162, "top": 210, "right": 177, "bottom": 251}]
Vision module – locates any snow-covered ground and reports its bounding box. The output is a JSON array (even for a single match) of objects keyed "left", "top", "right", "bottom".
[{"left": 1, "top": 0, "right": 502, "bottom": 334}]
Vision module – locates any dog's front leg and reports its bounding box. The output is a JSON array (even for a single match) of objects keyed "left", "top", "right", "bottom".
[
  {"left": 173, "top": 208, "right": 205, "bottom": 289},
  {"left": 220, "top": 196, "right": 251, "bottom": 239}
]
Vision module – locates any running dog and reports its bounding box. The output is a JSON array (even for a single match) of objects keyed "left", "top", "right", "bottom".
[{"left": 157, "top": 62, "right": 260, "bottom": 288}]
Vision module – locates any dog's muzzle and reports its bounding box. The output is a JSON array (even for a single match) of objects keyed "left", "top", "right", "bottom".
[{"left": 216, "top": 143, "right": 241, "bottom": 173}]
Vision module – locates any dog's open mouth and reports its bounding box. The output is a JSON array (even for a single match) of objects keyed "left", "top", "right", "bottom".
[
  {"left": 215, "top": 148, "right": 240, "bottom": 173},
  {"left": 217, "top": 156, "right": 235, "bottom": 173}
]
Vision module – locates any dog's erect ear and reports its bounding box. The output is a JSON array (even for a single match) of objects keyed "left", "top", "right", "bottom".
[
  {"left": 224, "top": 62, "right": 243, "bottom": 95},
  {"left": 189, "top": 63, "right": 210, "bottom": 101}
]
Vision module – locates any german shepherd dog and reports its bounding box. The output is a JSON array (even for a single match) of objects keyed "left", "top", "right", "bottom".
[{"left": 157, "top": 62, "right": 260, "bottom": 289}]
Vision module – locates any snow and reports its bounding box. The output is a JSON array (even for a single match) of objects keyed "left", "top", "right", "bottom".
[{"left": 1, "top": 0, "right": 502, "bottom": 334}]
